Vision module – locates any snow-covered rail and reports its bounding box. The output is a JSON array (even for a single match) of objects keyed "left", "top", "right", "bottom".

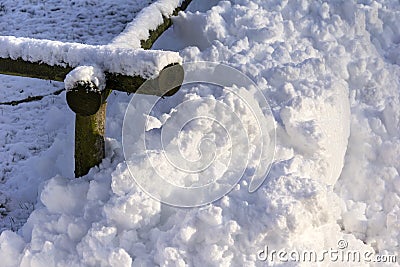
[
  {"left": 0, "top": 36, "right": 181, "bottom": 79},
  {"left": 0, "top": 0, "right": 192, "bottom": 177}
]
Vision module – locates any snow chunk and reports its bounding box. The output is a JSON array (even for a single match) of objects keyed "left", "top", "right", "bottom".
[
  {"left": 0, "top": 231, "right": 24, "bottom": 267},
  {"left": 109, "top": 248, "right": 132, "bottom": 267},
  {"left": 64, "top": 65, "right": 106, "bottom": 92},
  {"left": 40, "top": 175, "right": 89, "bottom": 215}
]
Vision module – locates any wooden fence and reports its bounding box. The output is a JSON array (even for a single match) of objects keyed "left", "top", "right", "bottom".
[{"left": 0, "top": 0, "right": 192, "bottom": 177}]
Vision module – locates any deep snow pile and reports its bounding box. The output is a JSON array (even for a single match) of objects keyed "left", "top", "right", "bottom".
[{"left": 0, "top": 0, "right": 399, "bottom": 266}]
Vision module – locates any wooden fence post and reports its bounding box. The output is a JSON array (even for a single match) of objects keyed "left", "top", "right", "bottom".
[
  {"left": 66, "top": 79, "right": 110, "bottom": 178},
  {"left": 65, "top": 62, "right": 184, "bottom": 177},
  {"left": 74, "top": 102, "right": 107, "bottom": 177}
]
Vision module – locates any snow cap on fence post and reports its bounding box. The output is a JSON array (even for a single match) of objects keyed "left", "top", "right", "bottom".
[
  {"left": 65, "top": 65, "right": 108, "bottom": 116},
  {"left": 64, "top": 65, "right": 106, "bottom": 92}
]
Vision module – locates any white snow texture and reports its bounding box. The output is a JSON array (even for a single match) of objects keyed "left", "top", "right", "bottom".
[{"left": 0, "top": 0, "right": 399, "bottom": 266}]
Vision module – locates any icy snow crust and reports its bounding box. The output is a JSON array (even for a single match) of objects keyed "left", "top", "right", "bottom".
[{"left": 0, "top": 0, "right": 399, "bottom": 266}]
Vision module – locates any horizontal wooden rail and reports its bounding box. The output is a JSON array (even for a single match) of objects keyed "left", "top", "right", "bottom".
[
  {"left": 0, "top": 0, "right": 191, "bottom": 86},
  {"left": 0, "top": 57, "right": 182, "bottom": 95},
  {"left": 0, "top": 57, "right": 72, "bottom": 81}
]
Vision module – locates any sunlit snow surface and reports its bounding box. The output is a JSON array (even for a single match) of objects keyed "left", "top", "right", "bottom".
[
  {"left": 0, "top": 0, "right": 156, "bottom": 44},
  {"left": 0, "top": 0, "right": 399, "bottom": 266}
]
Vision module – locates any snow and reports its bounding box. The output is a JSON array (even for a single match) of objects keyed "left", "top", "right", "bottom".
[
  {"left": 64, "top": 65, "right": 106, "bottom": 92},
  {"left": 0, "top": 0, "right": 399, "bottom": 266},
  {"left": 122, "top": 62, "right": 276, "bottom": 206},
  {"left": 0, "top": 36, "right": 182, "bottom": 79},
  {"left": 0, "top": 0, "right": 187, "bottom": 80},
  {"left": 0, "top": 0, "right": 159, "bottom": 45},
  {"left": 111, "top": 0, "right": 187, "bottom": 49}
]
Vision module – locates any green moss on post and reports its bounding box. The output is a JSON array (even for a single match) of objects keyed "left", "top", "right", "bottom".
[{"left": 74, "top": 102, "right": 106, "bottom": 178}]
